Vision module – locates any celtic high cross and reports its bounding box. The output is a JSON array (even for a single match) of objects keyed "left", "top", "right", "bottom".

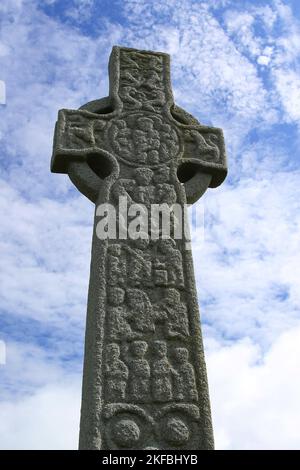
[{"left": 51, "top": 46, "right": 227, "bottom": 450}]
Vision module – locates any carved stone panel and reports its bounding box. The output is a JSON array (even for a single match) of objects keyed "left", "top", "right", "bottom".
[{"left": 107, "top": 114, "right": 180, "bottom": 167}]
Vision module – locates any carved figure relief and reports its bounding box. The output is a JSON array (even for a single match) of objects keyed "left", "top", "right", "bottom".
[
  {"left": 64, "top": 113, "right": 95, "bottom": 148},
  {"left": 172, "top": 348, "right": 198, "bottom": 402},
  {"left": 156, "top": 288, "right": 189, "bottom": 338},
  {"left": 127, "top": 341, "right": 151, "bottom": 403},
  {"left": 127, "top": 289, "right": 156, "bottom": 334},
  {"left": 126, "top": 239, "right": 152, "bottom": 287},
  {"left": 104, "top": 339, "right": 197, "bottom": 405},
  {"left": 111, "top": 167, "right": 177, "bottom": 240},
  {"left": 107, "top": 244, "right": 126, "bottom": 287},
  {"left": 107, "top": 238, "right": 186, "bottom": 291},
  {"left": 151, "top": 341, "right": 173, "bottom": 403},
  {"left": 154, "top": 165, "right": 177, "bottom": 205},
  {"left": 132, "top": 168, "right": 155, "bottom": 207},
  {"left": 105, "top": 343, "right": 128, "bottom": 402},
  {"left": 155, "top": 239, "right": 185, "bottom": 288},
  {"left": 107, "top": 287, "right": 133, "bottom": 341},
  {"left": 103, "top": 341, "right": 200, "bottom": 448}
]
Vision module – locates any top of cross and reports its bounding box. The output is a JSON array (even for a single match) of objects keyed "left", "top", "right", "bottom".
[
  {"left": 51, "top": 46, "right": 227, "bottom": 204},
  {"left": 108, "top": 46, "right": 173, "bottom": 113}
]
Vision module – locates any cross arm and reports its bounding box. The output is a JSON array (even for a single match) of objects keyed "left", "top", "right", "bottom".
[
  {"left": 51, "top": 107, "right": 117, "bottom": 203},
  {"left": 176, "top": 123, "right": 227, "bottom": 204},
  {"left": 181, "top": 125, "right": 227, "bottom": 188},
  {"left": 51, "top": 108, "right": 109, "bottom": 173}
]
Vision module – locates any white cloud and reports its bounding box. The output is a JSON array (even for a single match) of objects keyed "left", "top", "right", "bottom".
[
  {"left": 256, "top": 4, "right": 278, "bottom": 30},
  {"left": 0, "top": 80, "right": 5, "bottom": 104},
  {"left": 0, "top": 180, "right": 93, "bottom": 323},
  {"left": 2, "top": 341, "right": 74, "bottom": 397},
  {"left": 0, "top": 0, "right": 23, "bottom": 14},
  {"left": 257, "top": 55, "right": 271, "bottom": 66},
  {"left": 223, "top": 10, "right": 262, "bottom": 58},
  {"left": 0, "top": 43, "right": 10, "bottom": 57},
  {"left": 0, "top": 340, "right": 6, "bottom": 365},
  {"left": 193, "top": 170, "right": 300, "bottom": 346},
  {"left": 207, "top": 324, "right": 300, "bottom": 449},
  {"left": 0, "top": 381, "right": 81, "bottom": 449},
  {"left": 273, "top": 69, "right": 300, "bottom": 122},
  {"left": 123, "top": 0, "right": 272, "bottom": 136},
  {"left": 67, "top": 0, "right": 95, "bottom": 22},
  {"left": 218, "top": 1, "right": 300, "bottom": 128},
  {"left": 0, "top": 338, "right": 82, "bottom": 449}
]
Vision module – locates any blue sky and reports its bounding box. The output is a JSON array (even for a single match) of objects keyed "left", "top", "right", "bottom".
[{"left": 0, "top": 0, "right": 300, "bottom": 449}]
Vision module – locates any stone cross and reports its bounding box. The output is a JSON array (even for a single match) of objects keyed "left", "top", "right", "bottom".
[{"left": 51, "top": 46, "right": 227, "bottom": 450}]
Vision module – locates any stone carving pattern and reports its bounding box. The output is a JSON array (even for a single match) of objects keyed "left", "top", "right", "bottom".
[
  {"left": 103, "top": 341, "right": 199, "bottom": 449},
  {"left": 119, "top": 50, "right": 166, "bottom": 112},
  {"left": 57, "top": 103, "right": 224, "bottom": 170},
  {"left": 184, "top": 128, "right": 221, "bottom": 163},
  {"left": 108, "top": 114, "right": 180, "bottom": 166},
  {"left": 105, "top": 341, "right": 197, "bottom": 405},
  {"left": 102, "top": 153, "right": 200, "bottom": 447},
  {"left": 103, "top": 403, "right": 200, "bottom": 449},
  {"left": 60, "top": 111, "right": 107, "bottom": 150}
]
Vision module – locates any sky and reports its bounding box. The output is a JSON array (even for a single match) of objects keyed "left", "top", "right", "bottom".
[{"left": 0, "top": 0, "right": 300, "bottom": 450}]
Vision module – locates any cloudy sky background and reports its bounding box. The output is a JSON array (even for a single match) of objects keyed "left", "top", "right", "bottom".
[{"left": 0, "top": 0, "right": 300, "bottom": 449}]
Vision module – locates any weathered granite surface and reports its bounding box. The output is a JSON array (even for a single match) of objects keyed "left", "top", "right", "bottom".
[{"left": 51, "top": 46, "right": 227, "bottom": 450}]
